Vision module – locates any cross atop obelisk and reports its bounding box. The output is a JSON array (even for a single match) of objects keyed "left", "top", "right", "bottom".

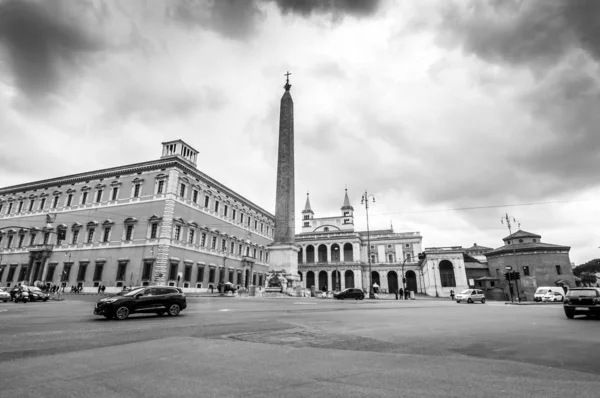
[{"left": 284, "top": 71, "right": 291, "bottom": 91}]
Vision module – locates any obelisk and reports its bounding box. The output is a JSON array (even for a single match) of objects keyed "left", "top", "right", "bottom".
[{"left": 267, "top": 72, "right": 300, "bottom": 291}]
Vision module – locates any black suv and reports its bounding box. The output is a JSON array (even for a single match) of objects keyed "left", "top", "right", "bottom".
[
  {"left": 333, "top": 288, "right": 365, "bottom": 300},
  {"left": 94, "top": 286, "right": 187, "bottom": 320},
  {"left": 563, "top": 288, "right": 600, "bottom": 319}
]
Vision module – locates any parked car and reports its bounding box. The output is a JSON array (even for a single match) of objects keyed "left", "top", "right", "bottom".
[
  {"left": 26, "top": 286, "right": 50, "bottom": 302},
  {"left": 0, "top": 288, "right": 10, "bottom": 302},
  {"left": 455, "top": 289, "right": 486, "bottom": 304},
  {"left": 563, "top": 287, "right": 600, "bottom": 319},
  {"left": 534, "top": 287, "right": 564, "bottom": 302},
  {"left": 94, "top": 286, "right": 187, "bottom": 320},
  {"left": 541, "top": 291, "right": 564, "bottom": 302},
  {"left": 333, "top": 288, "right": 365, "bottom": 300}
]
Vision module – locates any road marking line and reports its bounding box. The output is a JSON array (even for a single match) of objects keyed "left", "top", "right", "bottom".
[
  {"left": 219, "top": 309, "right": 231, "bottom": 311},
  {"left": 293, "top": 302, "right": 316, "bottom": 305}
]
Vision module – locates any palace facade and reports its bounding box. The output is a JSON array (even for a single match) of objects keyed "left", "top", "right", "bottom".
[
  {"left": 0, "top": 140, "right": 274, "bottom": 293},
  {"left": 296, "top": 190, "right": 424, "bottom": 294}
]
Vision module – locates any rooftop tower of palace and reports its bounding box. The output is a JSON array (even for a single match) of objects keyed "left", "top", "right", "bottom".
[{"left": 0, "top": 140, "right": 275, "bottom": 293}]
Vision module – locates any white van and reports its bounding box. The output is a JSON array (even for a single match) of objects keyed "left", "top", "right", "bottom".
[{"left": 534, "top": 287, "right": 565, "bottom": 302}]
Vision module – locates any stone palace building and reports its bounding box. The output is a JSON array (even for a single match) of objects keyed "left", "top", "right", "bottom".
[{"left": 0, "top": 140, "right": 274, "bottom": 293}]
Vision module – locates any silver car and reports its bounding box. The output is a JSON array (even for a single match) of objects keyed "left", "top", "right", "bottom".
[
  {"left": 0, "top": 288, "right": 10, "bottom": 303},
  {"left": 456, "top": 289, "right": 486, "bottom": 304}
]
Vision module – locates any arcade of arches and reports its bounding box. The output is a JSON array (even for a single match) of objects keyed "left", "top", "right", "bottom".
[
  {"left": 298, "top": 243, "right": 355, "bottom": 264},
  {"left": 299, "top": 267, "right": 421, "bottom": 293}
]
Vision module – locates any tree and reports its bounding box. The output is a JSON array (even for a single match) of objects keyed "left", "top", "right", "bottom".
[
  {"left": 580, "top": 272, "right": 598, "bottom": 287},
  {"left": 573, "top": 259, "right": 600, "bottom": 277}
]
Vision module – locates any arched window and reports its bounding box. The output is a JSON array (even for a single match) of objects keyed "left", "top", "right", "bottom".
[{"left": 439, "top": 260, "right": 456, "bottom": 287}]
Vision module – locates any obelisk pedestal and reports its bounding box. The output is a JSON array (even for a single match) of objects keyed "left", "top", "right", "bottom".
[{"left": 266, "top": 73, "right": 301, "bottom": 296}]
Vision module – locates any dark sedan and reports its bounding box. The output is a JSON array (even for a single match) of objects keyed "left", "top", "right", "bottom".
[
  {"left": 26, "top": 286, "right": 50, "bottom": 302},
  {"left": 94, "top": 286, "right": 187, "bottom": 320},
  {"left": 333, "top": 288, "right": 365, "bottom": 300},
  {"left": 563, "top": 288, "right": 600, "bottom": 319}
]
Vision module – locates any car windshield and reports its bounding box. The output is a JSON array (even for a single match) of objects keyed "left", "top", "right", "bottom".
[
  {"left": 123, "top": 288, "right": 145, "bottom": 297},
  {"left": 460, "top": 289, "right": 471, "bottom": 294},
  {"left": 536, "top": 289, "right": 549, "bottom": 294},
  {"left": 566, "top": 290, "right": 598, "bottom": 298}
]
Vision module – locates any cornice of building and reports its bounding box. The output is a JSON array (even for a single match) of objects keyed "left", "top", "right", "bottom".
[{"left": 0, "top": 158, "right": 275, "bottom": 221}]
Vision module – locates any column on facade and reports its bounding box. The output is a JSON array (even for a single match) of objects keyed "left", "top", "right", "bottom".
[
  {"left": 302, "top": 271, "right": 307, "bottom": 288},
  {"left": 326, "top": 244, "right": 331, "bottom": 263},
  {"left": 302, "top": 245, "right": 307, "bottom": 264},
  {"left": 355, "top": 269, "right": 362, "bottom": 289},
  {"left": 327, "top": 270, "right": 332, "bottom": 291},
  {"left": 340, "top": 269, "right": 346, "bottom": 291},
  {"left": 340, "top": 243, "right": 345, "bottom": 262}
]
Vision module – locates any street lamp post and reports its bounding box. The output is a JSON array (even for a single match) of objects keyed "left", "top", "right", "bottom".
[
  {"left": 361, "top": 190, "right": 376, "bottom": 299},
  {"left": 501, "top": 213, "right": 521, "bottom": 302},
  {"left": 432, "top": 260, "right": 439, "bottom": 298},
  {"left": 400, "top": 256, "right": 409, "bottom": 300},
  {"left": 333, "top": 246, "right": 340, "bottom": 291}
]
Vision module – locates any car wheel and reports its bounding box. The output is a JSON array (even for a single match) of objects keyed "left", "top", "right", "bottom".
[
  {"left": 115, "top": 306, "right": 130, "bottom": 320},
  {"left": 481, "top": 298, "right": 486, "bottom": 304},
  {"left": 565, "top": 310, "right": 575, "bottom": 319},
  {"left": 43, "top": 298, "right": 48, "bottom": 302},
  {"left": 467, "top": 298, "right": 473, "bottom": 304},
  {"left": 359, "top": 296, "right": 364, "bottom": 300},
  {"left": 456, "top": 300, "right": 461, "bottom": 303},
  {"left": 168, "top": 303, "right": 181, "bottom": 316}
]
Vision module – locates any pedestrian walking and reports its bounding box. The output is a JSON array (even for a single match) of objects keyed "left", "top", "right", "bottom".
[
  {"left": 97, "top": 285, "right": 101, "bottom": 294},
  {"left": 101, "top": 285, "right": 106, "bottom": 294},
  {"left": 450, "top": 289, "right": 455, "bottom": 300},
  {"left": 399, "top": 287, "right": 404, "bottom": 300},
  {"left": 395, "top": 288, "right": 399, "bottom": 300}
]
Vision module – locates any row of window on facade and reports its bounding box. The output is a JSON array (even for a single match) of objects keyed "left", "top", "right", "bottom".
[
  {"left": 0, "top": 178, "right": 273, "bottom": 237},
  {"left": 0, "top": 261, "right": 265, "bottom": 289},
  {"left": 0, "top": 222, "right": 269, "bottom": 262},
  {"left": 172, "top": 179, "right": 273, "bottom": 237},
  {"left": 0, "top": 220, "right": 269, "bottom": 263},
  {"left": 297, "top": 243, "right": 414, "bottom": 264}
]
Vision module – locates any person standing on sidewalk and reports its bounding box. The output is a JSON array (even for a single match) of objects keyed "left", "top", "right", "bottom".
[{"left": 450, "top": 289, "right": 455, "bottom": 300}]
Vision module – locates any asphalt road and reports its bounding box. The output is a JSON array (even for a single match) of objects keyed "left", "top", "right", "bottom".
[{"left": 1, "top": 296, "right": 599, "bottom": 397}]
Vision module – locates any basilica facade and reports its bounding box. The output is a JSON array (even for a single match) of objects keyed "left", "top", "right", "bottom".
[
  {"left": 0, "top": 140, "right": 274, "bottom": 293},
  {"left": 296, "top": 190, "right": 424, "bottom": 294}
]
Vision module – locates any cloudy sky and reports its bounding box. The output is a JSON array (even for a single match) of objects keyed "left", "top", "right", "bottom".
[{"left": 1, "top": 0, "right": 599, "bottom": 264}]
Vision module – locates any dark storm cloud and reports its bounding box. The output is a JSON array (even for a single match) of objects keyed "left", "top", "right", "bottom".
[
  {"left": 425, "top": 0, "right": 600, "bottom": 203},
  {"left": 167, "top": 0, "right": 382, "bottom": 39},
  {"left": 272, "top": 0, "right": 381, "bottom": 18},
  {"left": 166, "top": 0, "right": 263, "bottom": 39},
  {"left": 438, "top": 0, "right": 600, "bottom": 70},
  {"left": 0, "top": 0, "right": 102, "bottom": 100}
]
